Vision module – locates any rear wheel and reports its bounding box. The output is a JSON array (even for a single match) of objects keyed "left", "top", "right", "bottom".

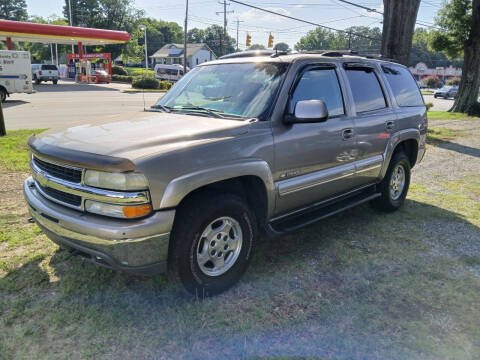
[
  {"left": 169, "top": 193, "right": 257, "bottom": 297},
  {"left": 35, "top": 77, "right": 41, "bottom": 85},
  {"left": 371, "top": 151, "right": 411, "bottom": 212},
  {"left": 53, "top": 79, "right": 58, "bottom": 84}
]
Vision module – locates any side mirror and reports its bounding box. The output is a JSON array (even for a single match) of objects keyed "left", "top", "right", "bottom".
[{"left": 284, "top": 99, "right": 329, "bottom": 124}]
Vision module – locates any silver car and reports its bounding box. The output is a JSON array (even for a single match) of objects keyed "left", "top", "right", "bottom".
[
  {"left": 24, "top": 50, "right": 427, "bottom": 296},
  {"left": 434, "top": 85, "right": 458, "bottom": 99}
]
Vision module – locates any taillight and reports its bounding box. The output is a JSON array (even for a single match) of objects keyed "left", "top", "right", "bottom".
[{"left": 39, "top": 71, "right": 42, "bottom": 75}]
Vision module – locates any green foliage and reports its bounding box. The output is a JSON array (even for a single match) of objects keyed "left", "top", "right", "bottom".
[
  {"left": 111, "top": 74, "right": 135, "bottom": 83},
  {"left": 0, "top": 129, "right": 45, "bottom": 171},
  {"left": 159, "top": 80, "right": 172, "bottom": 91},
  {"left": 187, "top": 25, "right": 235, "bottom": 57},
  {"left": 112, "top": 65, "right": 128, "bottom": 75},
  {"left": 425, "top": 102, "right": 434, "bottom": 111},
  {"left": 273, "top": 42, "right": 290, "bottom": 52},
  {"left": 427, "top": 111, "right": 480, "bottom": 120},
  {"left": 124, "top": 67, "right": 154, "bottom": 77},
  {"left": 0, "top": 0, "right": 27, "bottom": 21},
  {"left": 248, "top": 44, "right": 266, "bottom": 50},
  {"left": 446, "top": 77, "right": 462, "bottom": 86},
  {"left": 429, "top": 0, "right": 472, "bottom": 58},
  {"left": 294, "top": 26, "right": 381, "bottom": 52},
  {"left": 422, "top": 75, "right": 442, "bottom": 88},
  {"left": 410, "top": 28, "right": 463, "bottom": 68},
  {"left": 132, "top": 76, "right": 160, "bottom": 89}
]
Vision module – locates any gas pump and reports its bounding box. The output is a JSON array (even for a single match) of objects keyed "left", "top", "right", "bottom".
[{"left": 67, "top": 52, "right": 112, "bottom": 83}]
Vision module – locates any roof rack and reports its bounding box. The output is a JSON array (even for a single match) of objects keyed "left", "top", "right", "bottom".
[{"left": 219, "top": 49, "right": 290, "bottom": 59}]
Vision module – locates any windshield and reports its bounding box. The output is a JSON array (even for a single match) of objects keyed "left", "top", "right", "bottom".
[{"left": 156, "top": 62, "right": 288, "bottom": 119}]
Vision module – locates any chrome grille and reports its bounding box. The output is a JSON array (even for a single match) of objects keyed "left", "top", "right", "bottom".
[
  {"left": 37, "top": 183, "right": 82, "bottom": 207},
  {"left": 33, "top": 156, "right": 82, "bottom": 183}
]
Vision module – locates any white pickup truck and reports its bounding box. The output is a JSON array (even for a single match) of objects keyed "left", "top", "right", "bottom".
[{"left": 0, "top": 50, "right": 34, "bottom": 102}]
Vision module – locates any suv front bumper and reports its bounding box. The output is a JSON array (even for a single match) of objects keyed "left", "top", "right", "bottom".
[{"left": 24, "top": 177, "right": 175, "bottom": 274}]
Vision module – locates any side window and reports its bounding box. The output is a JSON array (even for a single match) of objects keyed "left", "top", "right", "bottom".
[
  {"left": 345, "top": 68, "right": 387, "bottom": 113},
  {"left": 383, "top": 65, "right": 424, "bottom": 107},
  {"left": 289, "top": 68, "right": 345, "bottom": 117}
]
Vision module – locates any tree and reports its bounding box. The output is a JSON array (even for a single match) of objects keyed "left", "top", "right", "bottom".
[
  {"left": 248, "top": 44, "right": 266, "bottom": 50},
  {"left": 430, "top": 0, "right": 480, "bottom": 115},
  {"left": 381, "top": 0, "right": 420, "bottom": 65},
  {"left": 410, "top": 28, "right": 462, "bottom": 68},
  {"left": 0, "top": 0, "right": 27, "bottom": 21},
  {"left": 273, "top": 42, "right": 290, "bottom": 52},
  {"left": 187, "top": 25, "right": 235, "bottom": 57}
]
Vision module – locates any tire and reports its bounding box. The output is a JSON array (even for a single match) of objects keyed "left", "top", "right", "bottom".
[
  {"left": 35, "top": 77, "right": 41, "bottom": 85},
  {"left": 53, "top": 79, "right": 58, "bottom": 84},
  {"left": 371, "top": 151, "right": 411, "bottom": 212},
  {"left": 0, "top": 88, "right": 6, "bottom": 102},
  {"left": 169, "top": 192, "right": 257, "bottom": 297}
]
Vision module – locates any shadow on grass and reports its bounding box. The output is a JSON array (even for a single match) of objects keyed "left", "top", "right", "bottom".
[
  {"left": 1, "top": 198, "right": 479, "bottom": 359},
  {"left": 434, "top": 140, "right": 480, "bottom": 158}
]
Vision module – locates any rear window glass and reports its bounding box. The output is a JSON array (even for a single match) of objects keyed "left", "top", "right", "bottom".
[
  {"left": 345, "top": 68, "right": 386, "bottom": 113},
  {"left": 383, "top": 65, "right": 424, "bottom": 107},
  {"left": 41, "top": 65, "right": 58, "bottom": 70}
]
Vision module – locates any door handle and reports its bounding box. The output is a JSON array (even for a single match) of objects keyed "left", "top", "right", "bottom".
[
  {"left": 342, "top": 128, "right": 354, "bottom": 140},
  {"left": 386, "top": 121, "right": 395, "bottom": 130}
]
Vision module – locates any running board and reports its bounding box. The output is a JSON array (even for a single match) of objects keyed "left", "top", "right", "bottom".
[{"left": 266, "top": 188, "right": 381, "bottom": 236}]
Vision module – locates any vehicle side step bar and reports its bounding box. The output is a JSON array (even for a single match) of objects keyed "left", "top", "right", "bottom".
[{"left": 266, "top": 189, "right": 381, "bottom": 236}]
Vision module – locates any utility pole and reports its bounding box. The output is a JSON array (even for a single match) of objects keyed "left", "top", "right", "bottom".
[
  {"left": 68, "top": 0, "right": 74, "bottom": 53},
  {"left": 348, "top": 31, "right": 352, "bottom": 50},
  {"left": 184, "top": 0, "right": 189, "bottom": 74},
  {"left": 216, "top": 1, "right": 233, "bottom": 56},
  {"left": 235, "top": 18, "right": 244, "bottom": 51}
]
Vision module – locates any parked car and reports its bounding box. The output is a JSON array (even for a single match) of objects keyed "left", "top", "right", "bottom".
[
  {"left": 0, "top": 50, "right": 33, "bottom": 102},
  {"left": 91, "top": 69, "right": 110, "bottom": 83},
  {"left": 154, "top": 64, "right": 186, "bottom": 82},
  {"left": 434, "top": 85, "right": 458, "bottom": 99},
  {"left": 24, "top": 50, "right": 427, "bottom": 296},
  {"left": 31, "top": 64, "right": 59, "bottom": 84}
]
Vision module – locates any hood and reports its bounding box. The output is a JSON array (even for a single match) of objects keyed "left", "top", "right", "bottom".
[{"left": 37, "top": 111, "right": 251, "bottom": 160}]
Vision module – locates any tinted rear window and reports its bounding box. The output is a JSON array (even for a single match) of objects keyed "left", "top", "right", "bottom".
[
  {"left": 41, "top": 65, "right": 58, "bottom": 70},
  {"left": 383, "top": 65, "right": 424, "bottom": 107},
  {"left": 345, "top": 68, "right": 386, "bottom": 113}
]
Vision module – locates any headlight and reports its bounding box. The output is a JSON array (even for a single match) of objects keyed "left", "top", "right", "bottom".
[
  {"left": 85, "top": 200, "right": 152, "bottom": 219},
  {"left": 84, "top": 170, "right": 148, "bottom": 191}
]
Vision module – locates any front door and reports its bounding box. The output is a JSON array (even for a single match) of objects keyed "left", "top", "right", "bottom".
[{"left": 273, "top": 64, "right": 357, "bottom": 215}]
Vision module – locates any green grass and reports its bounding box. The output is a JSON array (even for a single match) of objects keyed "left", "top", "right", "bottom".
[
  {"left": 0, "top": 129, "right": 45, "bottom": 171},
  {"left": 421, "top": 90, "right": 433, "bottom": 95},
  {"left": 427, "top": 127, "right": 465, "bottom": 144},
  {"left": 427, "top": 111, "right": 480, "bottom": 120},
  {"left": 124, "top": 67, "right": 155, "bottom": 77},
  {"left": 1, "top": 126, "right": 480, "bottom": 359}
]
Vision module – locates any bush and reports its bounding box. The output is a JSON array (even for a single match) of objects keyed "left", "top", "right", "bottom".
[
  {"left": 446, "top": 77, "right": 461, "bottom": 86},
  {"left": 111, "top": 74, "right": 135, "bottom": 83},
  {"left": 159, "top": 80, "right": 173, "bottom": 90},
  {"left": 112, "top": 65, "right": 128, "bottom": 76},
  {"left": 425, "top": 102, "right": 434, "bottom": 111},
  {"left": 422, "top": 75, "right": 442, "bottom": 89},
  {"left": 132, "top": 77, "right": 160, "bottom": 89}
]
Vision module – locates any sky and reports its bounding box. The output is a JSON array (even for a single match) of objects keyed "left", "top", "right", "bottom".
[{"left": 25, "top": 0, "right": 443, "bottom": 50}]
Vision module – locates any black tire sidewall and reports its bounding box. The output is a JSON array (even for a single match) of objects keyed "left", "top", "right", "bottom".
[
  {"left": 384, "top": 153, "right": 411, "bottom": 209},
  {"left": 171, "top": 194, "right": 256, "bottom": 296}
]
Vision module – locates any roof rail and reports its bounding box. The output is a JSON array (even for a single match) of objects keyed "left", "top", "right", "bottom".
[
  {"left": 219, "top": 50, "right": 275, "bottom": 59},
  {"left": 296, "top": 49, "right": 400, "bottom": 63}
]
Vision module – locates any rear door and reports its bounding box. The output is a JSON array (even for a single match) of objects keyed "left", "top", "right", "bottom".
[
  {"left": 273, "top": 62, "right": 357, "bottom": 215},
  {"left": 342, "top": 62, "right": 395, "bottom": 186}
]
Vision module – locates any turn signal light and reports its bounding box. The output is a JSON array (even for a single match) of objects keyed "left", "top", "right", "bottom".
[{"left": 122, "top": 204, "right": 152, "bottom": 218}]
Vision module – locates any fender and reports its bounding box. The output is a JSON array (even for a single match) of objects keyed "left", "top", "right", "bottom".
[
  {"left": 159, "top": 160, "right": 276, "bottom": 219},
  {"left": 380, "top": 128, "right": 420, "bottom": 179}
]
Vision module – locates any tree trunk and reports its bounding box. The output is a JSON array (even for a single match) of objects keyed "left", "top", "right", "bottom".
[
  {"left": 450, "top": 0, "right": 480, "bottom": 115},
  {"left": 381, "top": 0, "right": 420, "bottom": 65}
]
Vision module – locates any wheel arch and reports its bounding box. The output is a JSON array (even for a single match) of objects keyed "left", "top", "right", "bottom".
[
  {"left": 160, "top": 161, "right": 276, "bottom": 225},
  {"left": 380, "top": 129, "right": 420, "bottom": 179}
]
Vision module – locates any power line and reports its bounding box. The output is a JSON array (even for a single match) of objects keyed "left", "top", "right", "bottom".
[{"left": 228, "top": 0, "right": 381, "bottom": 41}]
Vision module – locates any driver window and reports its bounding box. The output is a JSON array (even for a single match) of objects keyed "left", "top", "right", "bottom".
[{"left": 289, "top": 68, "right": 345, "bottom": 117}]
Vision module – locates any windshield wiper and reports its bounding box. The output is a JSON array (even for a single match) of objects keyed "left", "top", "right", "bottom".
[
  {"left": 174, "top": 105, "right": 226, "bottom": 118},
  {"left": 150, "top": 104, "right": 172, "bottom": 112}
]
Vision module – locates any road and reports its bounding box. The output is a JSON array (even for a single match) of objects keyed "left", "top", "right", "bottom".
[
  {"left": 423, "top": 94, "right": 455, "bottom": 111},
  {"left": 3, "top": 80, "right": 162, "bottom": 130}
]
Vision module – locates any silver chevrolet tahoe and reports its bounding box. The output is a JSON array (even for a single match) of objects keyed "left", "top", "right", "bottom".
[{"left": 24, "top": 50, "right": 427, "bottom": 296}]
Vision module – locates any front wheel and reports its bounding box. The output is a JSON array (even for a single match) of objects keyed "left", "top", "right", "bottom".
[
  {"left": 169, "top": 193, "right": 257, "bottom": 297},
  {"left": 371, "top": 151, "right": 411, "bottom": 212},
  {"left": 0, "top": 88, "right": 6, "bottom": 102},
  {"left": 53, "top": 79, "right": 58, "bottom": 84}
]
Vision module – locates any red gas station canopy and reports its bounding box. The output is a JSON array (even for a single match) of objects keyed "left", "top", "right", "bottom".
[{"left": 0, "top": 19, "right": 130, "bottom": 46}]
